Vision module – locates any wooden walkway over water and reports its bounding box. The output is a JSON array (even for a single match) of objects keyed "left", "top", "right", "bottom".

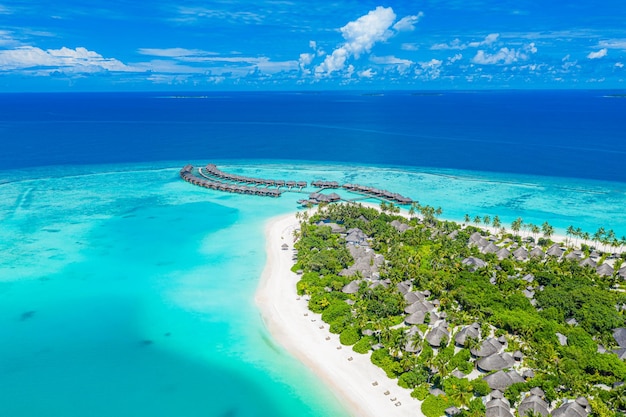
[{"left": 180, "top": 164, "right": 414, "bottom": 205}]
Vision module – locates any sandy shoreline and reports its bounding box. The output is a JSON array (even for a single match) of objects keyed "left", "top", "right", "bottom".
[{"left": 255, "top": 212, "right": 424, "bottom": 417}]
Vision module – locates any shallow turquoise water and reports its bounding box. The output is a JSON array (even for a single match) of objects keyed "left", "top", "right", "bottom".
[{"left": 1, "top": 160, "right": 625, "bottom": 417}]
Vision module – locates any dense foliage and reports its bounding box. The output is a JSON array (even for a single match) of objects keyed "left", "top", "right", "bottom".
[{"left": 293, "top": 203, "right": 626, "bottom": 416}]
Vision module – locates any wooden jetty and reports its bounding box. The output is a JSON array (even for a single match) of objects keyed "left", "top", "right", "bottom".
[
  {"left": 180, "top": 163, "right": 414, "bottom": 205},
  {"left": 180, "top": 165, "right": 282, "bottom": 197}
]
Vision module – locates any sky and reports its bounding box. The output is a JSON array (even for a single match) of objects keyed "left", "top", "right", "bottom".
[{"left": 1, "top": 1, "right": 625, "bottom": 91}]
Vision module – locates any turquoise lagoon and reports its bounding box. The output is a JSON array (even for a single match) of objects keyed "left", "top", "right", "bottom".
[{"left": 1, "top": 160, "right": 626, "bottom": 417}]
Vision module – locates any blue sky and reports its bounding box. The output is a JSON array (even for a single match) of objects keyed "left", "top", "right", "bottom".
[{"left": 1, "top": 1, "right": 625, "bottom": 91}]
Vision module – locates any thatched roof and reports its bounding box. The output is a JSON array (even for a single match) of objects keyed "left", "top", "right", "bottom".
[
  {"left": 513, "top": 247, "right": 529, "bottom": 260},
  {"left": 405, "top": 299, "right": 435, "bottom": 314},
  {"left": 390, "top": 219, "right": 410, "bottom": 233},
  {"left": 485, "top": 398, "right": 514, "bottom": 417},
  {"left": 551, "top": 398, "right": 590, "bottom": 417},
  {"left": 397, "top": 282, "right": 411, "bottom": 295},
  {"left": 426, "top": 322, "right": 450, "bottom": 347},
  {"left": 445, "top": 406, "right": 462, "bottom": 416},
  {"left": 518, "top": 395, "right": 550, "bottom": 417},
  {"left": 469, "top": 231, "right": 484, "bottom": 243},
  {"left": 447, "top": 230, "right": 459, "bottom": 239},
  {"left": 579, "top": 257, "right": 597, "bottom": 268},
  {"left": 530, "top": 247, "right": 545, "bottom": 258},
  {"left": 451, "top": 369, "right": 466, "bottom": 379},
  {"left": 556, "top": 332, "right": 568, "bottom": 346},
  {"left": 483, "top": 370, "right": 525, "bottom": 391},
  {"left": 565, "top": 250, "right": 583, "bottom": 260},
  {"left": 546, "top": 244, "right": 565, "bottom": 257},
  {"left": 619, "top": 266, "right": 626, "bottom": 279},
  {"left": 614, "top": 328, "right": 626, "bottom": 347},
  {"left": 522, "top": 273, "right": 535, "bottom": 283},
  {"left": 471, "top": 337, "right": 502, "bottom": 357},
  {"left": 404, "top": 291, "right": 426, "bottom": 304},
  {"left": 404, "top": 336, "right": 422, "bottom": 354},
  {"left": 596, "top": 263, "right": 614, "bottom": 276},
  {"left": 342, "top": 280, "right": 361, "bottom": 294},
  {"left": 483, "top": 242, "right": 500, "bottom": 254},
  {"left": 462, "top": 256, "right": 487, "bottom": 270},
  {"left": 522, "top": 369, "right": 535, "bottom": 379},
  {"left": 477, "top": 352, "right": 516, "bottom": 372},
  {"left": 496, "top": 247, "right": 511, "bottom": 260},
  {"left": 405, "top": 311, "right": 426, "bottom": 325},
  {"left": 345, "top": 228, "right": 368, "bottom": 244},
  {"left": 455, "top": 322, "right": 481, "bottom": 347},
  {"left": 614, "top": 347, "right": 626, "bottom": 359}
]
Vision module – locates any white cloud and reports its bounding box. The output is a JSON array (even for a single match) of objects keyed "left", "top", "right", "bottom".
[
  {"left": 393, "top": 12, "right": 424, "bottom": 32},
  {"left": 174, "top": 7, "right": 265, "bottom": 24},
  {"left": 0, "top": 46, "right": 130, "bottom": 72},
  {"left": 416, "top": 58, "right": 443, "bottom": 79},
  {"left": 401, "top": 43, "right": 419, "bottom": 51},
  {"left": 587, "top": 48, "right": 607, "bottom": 59},
  {"left": 615, "top": 62, "right": 624, "bottom": 68},
  {"left": 472, "top": 48, "right": 525, "bottom": 65},
  {"left": 370, "top": 55, "right": 413, "bottom": 66},
  {"left": 599, "top": 40, "right": 626, "bottom": 50},
  {"left": 468, "top": 33, "right": 499, "bottom": 48},
  {"left": 315, "top": 6, "right": 396, "bottom": 76},
  {"left": 358, "top": 68, "right": 376, "bottom": 78},
  {"left": 432, "top": 33, "right": 499, "bottom": 50},
  {"left": 313, "top": 6, "right": 422, "bottom": 77},
  {"left": 299, "top": 52, "right": 314, "bottom": 66},
  {"left": 138, "top": 48, "right": 217, "bottom": 58},
  {"left": 448, "top": 53, "right": 463, "bottom": 64}
]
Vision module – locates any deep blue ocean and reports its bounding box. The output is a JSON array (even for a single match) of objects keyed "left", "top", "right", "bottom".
[
  {"left": 1, "top": 90, "right": 625, "bottom": 181},
  {"left": 0, "top": 90, "right": 625, "bottom": 417}
]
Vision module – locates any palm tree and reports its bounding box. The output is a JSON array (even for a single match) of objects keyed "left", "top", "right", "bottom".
[
  {"left": 483, "top": 215, "right": 491, "bottom": 227},
  {"left": 530, "top": 224, "right": 540, "bottom": 240},
  {"left": 464, "top": 214, "right": 471, "bottom": 225},
  {"left": 492, "top": 215, "right": 502, "bottom": 230},
  {"left": 575, "top": 227, "right": 583, "bottom": 246},
  {"left": 566, "top": 225, "right": 575, "bottom": 246},
  {"left": 473, "top": 216, "right": 481, "bottom": 226},
  {"left": 606, "top": 229, "right": 617, "bottom": 252},
  {"left": 593, "top": 227, "right": 606, "bottom": 249},
  {"left": 511, "top": 217, "right": 523, "bottom": 236},
  {"left": 542, "top": 221, "right": 554, "bottom": 240}
]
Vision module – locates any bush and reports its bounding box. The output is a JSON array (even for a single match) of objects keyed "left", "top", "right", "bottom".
[
  {"left": 472, "top": 379, "right": 490, "bottom": 397},
  {"left": 457, "top": 360, "right": 474, "bottom": 375},
  {"left": 371, "top": 348, "right": 402, "bottom": 378},
  {"left": 398, "top": 367, "right": 429, "bottom": 389},
  {"left": 352, "top": 337, "right": 372, "bottom": 354},
  {"left": 321, "top": 300, "right": 351, "bottom": 323},
  {"left": 411, "top": 383, "right": 430, "bottom": 400},
  {"left": 421, "top": 394, "right": 452, "bottom": 417},
  {"left": 339, "top": 327, "right": 359, "bottom": 346}
]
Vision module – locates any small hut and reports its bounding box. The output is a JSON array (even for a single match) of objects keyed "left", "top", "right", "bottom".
[
  {"left": 455, "top": 322, "right": 480, "bottom": 347},
  {"left": 483, "top": 370, "right": 525, "bottom": 391},
  {"left": 477, "top": 352, "right": 516, "bottom": 372}
]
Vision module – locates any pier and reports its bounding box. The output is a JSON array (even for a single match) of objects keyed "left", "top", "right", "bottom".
[{"left": 180, "top": 164, "right": 414, "bottom": 205}]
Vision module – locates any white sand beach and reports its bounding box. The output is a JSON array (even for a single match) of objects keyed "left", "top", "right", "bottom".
[{"left": 255, "top": 212, "right": 424, "bottom": 417}]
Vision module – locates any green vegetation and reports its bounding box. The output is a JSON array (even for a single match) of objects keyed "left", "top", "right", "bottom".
[{"left": 293, "top": 203, "right": 626, "bottom": 416}]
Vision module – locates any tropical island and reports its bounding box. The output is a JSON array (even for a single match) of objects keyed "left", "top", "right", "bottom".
[{"left": 258, "top": 201, "right": 626, "bottom": 417}]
